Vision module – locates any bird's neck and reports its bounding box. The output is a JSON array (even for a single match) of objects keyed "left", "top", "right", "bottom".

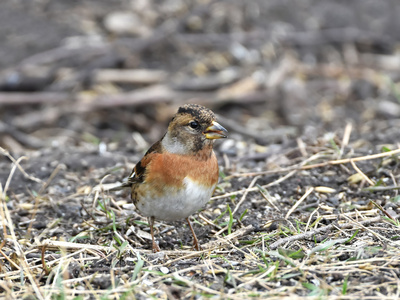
[
  {"left": 161, "top": 132, "right": 188, "bottom": 155},
  {"left": 161, "top": 132, "right": 214, "bottom": 160}
]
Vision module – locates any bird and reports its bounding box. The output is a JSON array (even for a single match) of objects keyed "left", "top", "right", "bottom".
[{"left": 128, "top": 104, "right": 228, "bottom": 252}]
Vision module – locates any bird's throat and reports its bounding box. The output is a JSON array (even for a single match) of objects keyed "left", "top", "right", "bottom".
[{"left": 161, "top": 132, "right": 214, "bottom": 159}]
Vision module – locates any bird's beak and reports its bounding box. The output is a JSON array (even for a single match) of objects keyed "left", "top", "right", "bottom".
[{"left": 204, "top": 121, "right": 228, "bottom": 139}]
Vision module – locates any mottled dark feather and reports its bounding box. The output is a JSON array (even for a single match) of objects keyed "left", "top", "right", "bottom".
[
  {"left": 176, "top": 104, "right": 215, "bottom": 124},
  {"left": 128, "top": 140, "right": 163, "bottom": 184}
]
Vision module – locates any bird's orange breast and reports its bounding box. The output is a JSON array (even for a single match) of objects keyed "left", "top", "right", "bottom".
[{"left": 144, "top": 151, "right": 219, "bottom": 192}]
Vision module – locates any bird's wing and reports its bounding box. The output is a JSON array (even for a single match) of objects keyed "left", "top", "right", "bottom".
[{"left": 128, "top": 140, "right": 163, "bottom": 184}]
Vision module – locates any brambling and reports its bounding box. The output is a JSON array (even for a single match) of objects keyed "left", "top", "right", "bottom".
[{"left": 128, "top": 104, "right": 228, "bottom": 252}]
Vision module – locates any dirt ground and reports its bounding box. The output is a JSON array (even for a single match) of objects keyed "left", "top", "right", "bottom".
[{"left": 1, "top": 0, "right": 400, "bottom": 299}]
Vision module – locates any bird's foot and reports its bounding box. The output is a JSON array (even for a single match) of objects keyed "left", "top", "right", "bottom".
[
  {"left": 192, "top": 240, "right": 202, "bottom": 251},
  {"left": 152, "top": 241, "right": 161, "bottom": 253}
]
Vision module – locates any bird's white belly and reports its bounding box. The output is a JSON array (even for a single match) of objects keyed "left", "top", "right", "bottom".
[{"left": 137, "top": 177, "right": 215, "bottom": 221}]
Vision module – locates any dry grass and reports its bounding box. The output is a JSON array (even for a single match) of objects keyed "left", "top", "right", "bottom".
[
  {"left": 1, "top": 140, "right": 400, "bottom": 300},
  {"left": 1, "top": 0, "right": 400, "bottom": 298}
]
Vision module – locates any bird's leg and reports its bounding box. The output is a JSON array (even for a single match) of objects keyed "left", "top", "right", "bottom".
[
  {"left": 186, "top": 217, "right": 201, "bottom": 251},
  {"left": 148, "top": 216, "right": 160, "bottom": 252}
]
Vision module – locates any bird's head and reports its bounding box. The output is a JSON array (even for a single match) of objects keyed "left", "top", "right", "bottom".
[{"left": 162, "top": 104, "right": 228, "bottom": 155}]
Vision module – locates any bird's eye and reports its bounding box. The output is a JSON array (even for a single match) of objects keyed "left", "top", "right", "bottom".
[{"left": 189, "top": 121, "right": 200, "bottom": 129}]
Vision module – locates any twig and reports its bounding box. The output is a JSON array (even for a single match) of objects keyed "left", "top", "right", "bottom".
[
  {"left": 0, "top": 147, "right": 43, "bottom": 184},
  {"left": 340, "top": 122, "right": 353, "bottom": 158},
  {"left": 41, "top": 246, "right": 51, "bottom": 276},
  {"left": 3, "top": 156, "right": 26, "bottom": 197},
  {"left": 198, "top": 213, "right": 222, "bottom": 230},
  {"left": 39, "top": 164, "right": 64, "bottom": 194},
  {"left": 19, "top": 44, "right": 110, "bottom": 66},
  {"left": 305, "top": 206, "right": 320, "bottom": 233},
  {"left": 0, "top": 248, "right": 20, "bottom": 271},
  {"left": 301, "top": 148, "right": 400, "bottom": 170},
  {"left": 296, "top": 138, "right": 308, "bottom": 157},
  {"left": 363, "top": 185, "right": 400, "bottom": 192},
  {"left": 370, "top": 201, "right": 396, "bottom": 221},
  {"left": 0, "top": 121, "right": 44, "bottom": 148},
  {"left": 92, "top": 69, "right": 167, "bottom": 84},
  {"left": 37, "top": 240, "right": 117, "bottom": 252},
  {"left": 350, "top": 159, "right": 375, "bottom": 186},
  {"left": 77, "top": 84, "right": 176, "bottom": 111},
  {"left": 257, "top": 185, "right": 280, "bottom": 212},
  {"left": 269, "top": 216, "right": 381, "bottom": 249},
  {"left": 0, "top": 92, "right": 70, "bottom": 105},
  {"left": 341, "top": 214, "right": 398, "bottom": 244},
  {"left": 232, "top": 176, "right": 260, "bottom": 216},
  {"left": 285, "top": 187, "right": 314, "bottom": 219}
]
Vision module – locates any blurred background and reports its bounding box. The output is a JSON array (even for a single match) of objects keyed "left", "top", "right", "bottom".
[
  {"left": 1, "top": 0, "right": 400, "bottom": 163},
  {"left": 2, "top": 1, "right": 400, "bottom": 294}
]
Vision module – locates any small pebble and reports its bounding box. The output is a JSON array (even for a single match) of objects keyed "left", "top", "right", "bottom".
[{"left": 159, "top": 267, "right": 169, "bottom": 274}]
